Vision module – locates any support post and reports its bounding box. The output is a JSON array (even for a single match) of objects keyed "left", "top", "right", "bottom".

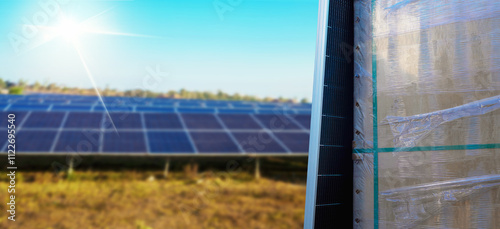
[
  {"left": 67, "top": 157, "right": 75, "bottom": 178},
  {"left": 164, "top": 158, "right": 170, "bottom": 178},
  {"left": 255, "top": 157, "right": 261, "bottom": 180}
]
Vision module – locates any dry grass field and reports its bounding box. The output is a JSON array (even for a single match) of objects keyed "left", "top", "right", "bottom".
[{"left": 0, "top": 171, "right": 306, "bottom": 229}]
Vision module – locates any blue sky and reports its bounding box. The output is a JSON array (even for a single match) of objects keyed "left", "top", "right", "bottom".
[{"left": 0, "top": 0, "right": 318, "bottom": 100}]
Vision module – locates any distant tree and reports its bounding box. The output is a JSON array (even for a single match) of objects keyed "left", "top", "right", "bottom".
[
  {"left": 32, "top": 81, "right": 42, "bottom": 91},
  {"left": 0, "top": 78, "right": 302, "bottom": 103},
  {"left": 18, "top": 79, "right": 28, "bottom": 87},
  {"left": 179, "top": 88, "right": 188, "bottom": 98},
  {"left": 5, "top": 81, "right": 15, "bottom": 88},
  {"left": 232, "top": 93, "right": 241, "bottom": 100},
  {"left": 9, "top": 86, "right": 23, "bottom": 95},
  {"left": 301, "top": 98, "right": 309, "bottom": 103},
  {"left": 0, "top": 79, "right": 6, "bottom": 89}
]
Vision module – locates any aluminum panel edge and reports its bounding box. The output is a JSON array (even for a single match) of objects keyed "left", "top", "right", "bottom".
[{"left": 304, "top": 0, "right": 330, "bottom": 228}]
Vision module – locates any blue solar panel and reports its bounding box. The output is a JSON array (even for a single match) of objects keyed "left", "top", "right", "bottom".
[
  {"left": 231, "top": 103, "right": 255, "bottom": 109},
  {"left": 23, "top": 112, "right": 65, "bottom": 128},
  {"left": 218, "top": 108, "right": 255, "bottom": 114},
  {"left": 103, "top": 131, "right": 146, "bottom": 152},
  {"left": 0, "top": 130, "right": 7, "bottom": 151},
  {"left": 69, "top": 100, "right": 96, "bottom": 105},
  {"left": 94, "top": 106, "right": 133, "bottom": 112},
  {"left": 291, "top": 114, "right": 311, "bottom": 129},
  {"left": 54, "top": 131, "right": 100, "bottom": 152},
  {"left": 0, "top": 111, "right": 27, "bottom": 128},
  {"left": 295, "top": 109, "right": 312, "bottom": 115},
  {"left": 257, "top": 109, "right": 287, "bottom": 114},
  {"left": 106, "top": 113, "right": 142, "bottom": 129},
  {"left": 231, "top": 132, "right": 287, "bottom": 153},
  {"left": 189, "top": 132, "right": 240, "bottom": 153},
  {"left": 136, "top": 106, "right": 175, "bottom": 113},
  {"left": 179, "top": 101, "right": 202, "bottom": 107},
  {"left": 15, "top": 100, "right": 42, "bottom": 105},
  {"left": 152, "top": 101, "right": 175, "bottom": 106},
  {"left": 204, "top": 101, "right": 229, "bottom": 108},
  {"left": 181, "top": 114, "right": 222, "bottom": 129},
  {"left": 42, "top": 99, "right": 69, "bottom": 104},
  {"left": 291, "top": 104, "right": 312, "bottom": 109},
  {"left": 64, "top": 112, "right": 103, "bottom": 128},
  {"left": 16, "top": 130, "right": 57, "bottom": 152},
  {"left": 147, "top": 131, "right": 194, "bottom": 153},
  {"left": 9, "top": 104, "right": 49, "bottom": 111},
  {"left": 0, "top": 94, "right": 312, "bottom": 115},
  {"left": 258, "top": 104, "right": 283, "bottom": 109},
  {"left": 144, "top": 113, "right": 182, "bottom": 129},
  {"left": 52, "top": 105, "right": 92, "bottom": 111},
  {"left": 177, "top": 107, "right": 216, "bottom": 113},
  {"left": 218, "top": 114, "right": 262, "bottom": 129},
  {"left": 254, "top": 114, "right": 302, "bottom": 130},
  {"left": 273, "top": 132, "right": 309, "bottom": 152}
]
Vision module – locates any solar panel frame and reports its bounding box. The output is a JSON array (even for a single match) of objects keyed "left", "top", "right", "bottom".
[
  {"left": 217, "top": 114, "right": 262, "bottom": 130},
  {"left": 253, "top": 114, "right": 302, "bottom": 130},
  {"left": 189, "top": 131, "right": 240, "bottom": 153},
  {"left": 106, "top": 113, "right": 143, "bottom": 129},
  {"left": 143, "top": 113, "right": 183, "bottom": 129},
  {"left": 147, "top": 131, "right": 195, "bottom": 153},
  {"left": 290, "top": 114, "right": 312, "bottom": 129},
  {"left": 181, "top": 113, "right": 223, "bottom": 129},
  {"left": 16, "top": 130, "right": 58, "bottom": 152},
  {"left": 231, "top": 131, "right": 288, "bottom": 153},
  {"left": 273, "top": 132, "right": 310, "bottom": 152},
  {"left": 103, "top": 131, "right": 147, "bottom": 152},
  {"left": 22, "top": 111, "right": 65, "bottom": 128},
  {"left": 53, "top": 130, "right": 101, "bottom": 153},
  {"left": 64, "top": 112, "right": 103, "bottom": 129}
]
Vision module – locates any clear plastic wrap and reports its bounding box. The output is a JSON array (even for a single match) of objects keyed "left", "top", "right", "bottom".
[{"left": 353, "top": 0, "right": 500, "bottom": 228}]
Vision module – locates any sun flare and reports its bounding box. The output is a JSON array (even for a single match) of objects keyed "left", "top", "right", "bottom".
[{"left": 54, "top": 18, "right": 82, "bottom": 42}]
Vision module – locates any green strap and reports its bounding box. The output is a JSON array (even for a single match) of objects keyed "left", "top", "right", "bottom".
[
  {"left": 371, "top": 0, "right": 379, "bottom": 228},
  {"left": 354, "top": 144, "right": 500, "bottom": 154}
]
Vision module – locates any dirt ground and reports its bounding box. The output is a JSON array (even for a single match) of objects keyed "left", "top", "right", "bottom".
[{"left": 0, "top": 171, "right": 306, "bottom": 229}]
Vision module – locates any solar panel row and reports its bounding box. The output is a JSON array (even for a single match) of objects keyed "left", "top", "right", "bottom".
[
  {"left": 5, "top": 129, "right": 309, "bottom": 154},
  {"left": 3, "top": 94, "right": 312, "bottom": 111},
  {"left": 4, "top": 105, "right": 310, "bottom": 114},
  {"left": 3, "top": 112, "right": 309, "bottom": 130},
  {"left": 0, "top": 111, "right": 310, "bottom": 154}
]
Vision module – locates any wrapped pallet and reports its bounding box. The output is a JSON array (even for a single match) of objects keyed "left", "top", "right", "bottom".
[{"left": 353, "top": 0, "right": 500, "bottom": 228}]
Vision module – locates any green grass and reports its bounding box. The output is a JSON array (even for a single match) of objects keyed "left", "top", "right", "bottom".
[{"left": 0, "top": 171, "right": 306, "bottom": 229}]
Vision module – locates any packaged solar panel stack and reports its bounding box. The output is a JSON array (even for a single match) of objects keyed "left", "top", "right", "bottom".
[{"left": 353, "top": 0, "right": 500, "bottom": 228}]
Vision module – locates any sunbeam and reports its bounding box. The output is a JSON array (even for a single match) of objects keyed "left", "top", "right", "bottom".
[{"left": 74, "top": 42, "right": 118, "bottom": 133}]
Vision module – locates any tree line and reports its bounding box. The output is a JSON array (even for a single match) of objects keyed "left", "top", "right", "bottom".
[{"left": 0, "top": 79, "right": 309, "bottom": 103}]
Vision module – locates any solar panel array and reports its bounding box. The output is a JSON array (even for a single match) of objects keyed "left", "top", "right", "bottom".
[{"left": 1, "top": 94, "right": 311, "bottom": 155}]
